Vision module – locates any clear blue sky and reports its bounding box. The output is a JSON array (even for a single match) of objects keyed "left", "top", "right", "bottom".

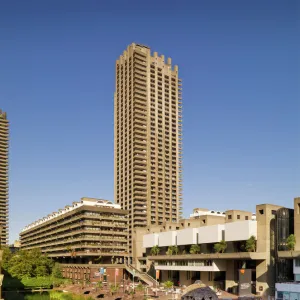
[{"left": 0, "top": 0, "right": 299, "bottom": 243}]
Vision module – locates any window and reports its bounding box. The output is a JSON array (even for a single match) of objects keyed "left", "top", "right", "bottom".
[
  {"left": 245, "top": 216, "right": 249, "bottom": 220},
  {"left": 187, "top": 271, "right": 191, "bottom": 280},
  {"left": 228, "top": 215, "right": 232, "bottom": 220},
  {"left": 259, "top": 209, "right": 264, "bottom": 215},
  {"left": 237, "top": 215, "right": 240, "bottom": 220},
  {"left": 295, "top": 259, "right": 300, "bottom": 267}
]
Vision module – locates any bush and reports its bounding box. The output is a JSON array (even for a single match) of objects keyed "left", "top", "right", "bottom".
[
  {"left": 287, "top": 234, "right": 296, "bottom": 251},
  {"left": 52, "top": 263, "right": 63, "bottom": 279},
  {"left": 21, "top": 276, "right": 53, "bottom": 289}
]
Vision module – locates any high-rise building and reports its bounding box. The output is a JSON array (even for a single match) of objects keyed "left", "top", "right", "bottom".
[
  {"left": 114, "top": 43, "right": 183, "bottom": 256},
  {"left": 0, "top": 109, "right": 9, "bottom": 245}
]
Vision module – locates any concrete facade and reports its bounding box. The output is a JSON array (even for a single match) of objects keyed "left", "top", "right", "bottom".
[
  {"left": 0, "top": 110, "right": 9, "bottom": 245},
  {"left": 20, "top": 198, "right": 129, "bottom": 265},
  {"left": 114, "top": 43, "right": 183, "bottom": 257},
  {"left": 132, "top": 202, "right": 300, "bottom": 297}
]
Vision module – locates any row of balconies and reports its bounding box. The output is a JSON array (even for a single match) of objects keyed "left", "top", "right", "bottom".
[
  {"left": 21, "top": 228, "right": 127, "bottom": 244},
  {"left": 0, "top": 128, "right": 9, "bottom": 134},
  {"left": 47, "top": 250, "right": 127, "bottom": 258},
  {"left": 22, "top": 232, "right": 128, "bottom": 248},
  {"left": 0, "top": 127, "right": 9, "bottom": 133},
  {"left": 22, "top": 233, "right": 128, "bottom": 248},
  {"left": 21, "top": 216, "right": 127, "bottom": 240},
  {"left": 31, "top": 243, "right": 128, "bottom": 253},
  {"left": 21, "top": 228, "right": 128, "bottom": 246}
]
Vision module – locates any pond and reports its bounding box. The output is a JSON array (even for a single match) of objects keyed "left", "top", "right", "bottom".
[{"left": 3, "top": 291, "right": 51, "bottom": 300}]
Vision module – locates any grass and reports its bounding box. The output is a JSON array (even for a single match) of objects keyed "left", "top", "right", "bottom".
[{"left": 50, "top": 291, "right": 94, "bottom": 300}]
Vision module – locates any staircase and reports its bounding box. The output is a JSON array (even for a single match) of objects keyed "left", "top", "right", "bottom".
[{"left": 125, "top": 264, "right": 158, "bottom": 287}]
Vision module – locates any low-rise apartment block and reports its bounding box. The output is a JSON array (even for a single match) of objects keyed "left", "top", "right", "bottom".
[
  {"left": 20, "top": 197, "right": 128, "bottom": 282},
  {"left": 133, "top": 199, "right": 300, "bottom": 297}
]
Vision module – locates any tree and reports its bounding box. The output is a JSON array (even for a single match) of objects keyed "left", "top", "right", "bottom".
[
  {"left": 172, "top": 246, "right": 179, "bottom": 255},
  {"left": 163, "top": 280, "right": 174, "bottom": 289},
  {"left": 150, "top": 245, "right": 160, "bottom": 256},
  {"left": 245, "top": 236, "right": 256, "bottom": 252},
  {"left": 4, "top": 248, "right": 53, "bottom": 280},
  {"left": 166, "top": 246, "right": 179, "bottom": 255},
  {"left": 136, "top": 283, "right": 144, "bottom": 292},
  {"left": 166, "top": 246, "right": 173, "bottom": 255},
  {"left": 97, "top": 281, "right": 103, "bottom": 289},
  {"left": 189, "top": 244, "right": 201, "bottom": 254},
  {"left": 1, "top": 246, "right": 13, "bottom": 271},
  {"left": 110, "top": 284, "right": 119, "bottom": 295},
  {"left": 287, "top": 234, "right": 296, "bottom": 251},
  {"left": 214, "top": 240, "right": 227, "bottom": 253},
  {"left": 51, "top": 263, "right": 63, "bottom": 278}
]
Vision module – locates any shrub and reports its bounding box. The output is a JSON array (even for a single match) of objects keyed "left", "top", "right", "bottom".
[
  {"left": 163, "top": 280, "right": 173, "bottom": 289},
  {"left": 287, "top": 234, "right": 296, "bottom": 251},
  {"left": 214, "top": 240, "right": 227, "bottom": 253}
]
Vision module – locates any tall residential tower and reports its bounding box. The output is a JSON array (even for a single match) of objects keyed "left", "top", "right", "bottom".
[
  {"left": 0, "top": 109, "right": 9, "bottom": 245},
  {"left": 114, "top": 43, "right": 182, "bottom": 255}
]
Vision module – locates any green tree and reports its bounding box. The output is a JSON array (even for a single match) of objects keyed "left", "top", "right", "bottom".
[
  {"left": 97, "top": 281, "right": 103, "bottom": 289},
  {"left": 287, "top": 234, "right": 296, "bottom": 251},
  {"left": 110, "top": 284, "right": 119, "bottom": 295},
  {"left": 1, "top": 246, "right": 13, "bottom": 271},
  {"left": 136, "top": 283, "right": 144, "bottom": 292},
  {"left": 51, "top": 263, "right": 63, "bottom": 279},
  {"left": 245, "top": 236, "right": 256, "bottom": 252},
  {"left": 163, "top": 280, "right": 173, "bottom": 289},
  {"left": 166, "top": 246, "right": 173, "bottom": 255},
  {"left": 150, "top": 245, "right": 160, "bottom": 256},
  {"left": 166, "top": 246, "right": 179, "bottom": 255},
  {"left": 189, "top": 244, "right": 201, "bottom": 254},
  {"left": 214, "top": 240, "right": 227, "bottom": 253},
  {"left": 172, "top": 246, "right": 179, "bottom": 255},
  {"left": 5, "top": 248, "right": 53, "bottom": 279}
]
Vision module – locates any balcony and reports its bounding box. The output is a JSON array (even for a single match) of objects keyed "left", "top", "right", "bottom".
[
  {"left": 154, "top": 260, "right": 226, "bottom": 272},
  {"left": 277, "top": 250, "right": 300, "bottom": 258},
  {"left": 148, "top": 252, "right": 267, "bottom": 261},
  {"left": 48, "top": 250, "right": 127, "bottom": 258}
]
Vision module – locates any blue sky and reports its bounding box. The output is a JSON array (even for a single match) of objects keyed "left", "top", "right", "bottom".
[{"left": 0, "top": 0, "right": 299, "bottom": 243}]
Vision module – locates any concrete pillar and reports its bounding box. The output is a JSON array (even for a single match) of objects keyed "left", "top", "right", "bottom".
[
  {"left": 294, "top": 198, "right": 300, "bottom": 251},
  {"left": 225, "top": 260, "right": 236, "bottom": 291}
]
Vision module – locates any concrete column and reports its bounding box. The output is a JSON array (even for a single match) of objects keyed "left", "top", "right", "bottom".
[
  {"left": 225, "top": 260, "right": 236, "bottom": 291},
  {"left": 294, "top": 198, "right": 300, "bottom": 251}
]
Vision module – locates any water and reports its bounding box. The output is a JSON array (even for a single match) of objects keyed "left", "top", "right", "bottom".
[{"left": 3, "top": 291, "right": 51, "bottom": 300}]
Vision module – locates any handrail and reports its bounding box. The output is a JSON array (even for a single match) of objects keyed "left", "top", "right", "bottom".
[{"left": 125, "top": 263, "right": 158, "bottom": 287}]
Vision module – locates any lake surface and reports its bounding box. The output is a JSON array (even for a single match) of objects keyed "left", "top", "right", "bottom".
[{"left": 3, "top": 291, "right": 51, "bottom": 300}]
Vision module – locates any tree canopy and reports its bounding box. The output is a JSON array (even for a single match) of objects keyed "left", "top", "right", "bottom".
[
  {"left": 214, "top": 240, "right": 227, "bottom": 253},
  {"left": 2, "top": 247, "right": 54, "bottom": 279}
]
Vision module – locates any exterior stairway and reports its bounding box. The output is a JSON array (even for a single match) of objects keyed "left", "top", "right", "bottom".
[{"left": 125, "top": 263, "right": 158, "bottom": 287}]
